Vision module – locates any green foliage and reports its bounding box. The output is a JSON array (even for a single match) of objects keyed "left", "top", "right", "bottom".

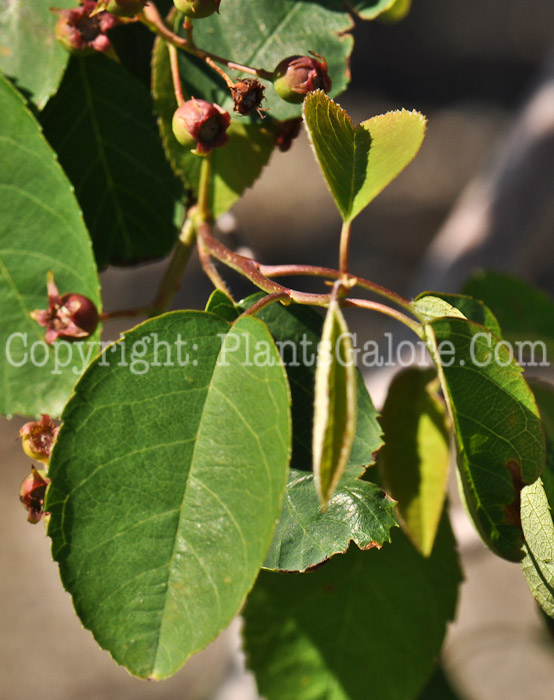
[
  {"left": 4, "top": 0, "right": 553, "bottom": 690},
  {"left": 40, "top": 55, "right": 182, "bottom": 269},
  {"left": 464, "top": 270, "right": 554, "bottom": 358},
  {"left": 47, "top": 312, "right": 291, "bottom": 678},
  {"left": 429, "top": 316, "right": 544, "bottom": 560},
  {"left": 304, "top": 91, "right": 426, "bottom": 222},
  {"left": 520, "top": 478, "right": 554, "bottom": 618},
  {"left": 0, "top": 74, "right": 101, "bottom": 417},
  {"left": 244, "top": 515, "right": 462, "bottom": 700},
  {"left": 414, "top": 291, "right": 501, "bottom": 337},
  {"left": 312, "top": 292, "right": 357, "bottom": 507},
  {"left": 264, "top": 465, "right": 397, "bottom": 572},
  {"left": 379, "top": 367, "right": 450, "bottom": 556},
  {"left": 0, "top": 0, "right": 73, "bottom": 109}
]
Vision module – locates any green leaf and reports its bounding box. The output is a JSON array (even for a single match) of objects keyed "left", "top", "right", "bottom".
[
  {"left": 520, "top": 380, "right": 554, "bottom": 617},
  {"left": 204, "top": 289, "right": 239, "bottom": 322},
  {"left": 0, "top": 75, "right": 101, "bottom": 417},
  {"left": 303, "top": 91, "right": 426, "bottom": 222},
  {"left": 379, "top": 368, "right": 451, "bottom": 556},
  {"left": 238, "top": 297, "right": 389, "bottom": 571},
  {"left": 412, "top": 295, "right": 467, "bottom": 323},
  {"left": 527, "top": 380, "right": 554, "bottom": 525},
  {"left": 244, "top": 514, "right": 462, "bottom": 700},
  {"left": 167, "top": 1, "right": 355, "bottom": 122},
  {"left": 378, "top": 0, "right": 413, "bottom": 23},
  {"left": 520, "top": 478, "right": 554, "bottom": 618},
  {"left": 46, "top": 312, "right": 291, "bottom": 679},
  {"left": 349, "top": 0, "right": 399, "bottom": 19},
  {"left": 0, "top": 0, "right": 72, "bottom": 109},
  {"left": 151, "top": 35, "right": 275, "bottom": 218},
  {"left": 263, "top": 465, "right": 397, "bottom": 572},
  {"left": 463, "top": 270, "right": 554, "bottom": 360},
  {"left": 40, "top": 55, "right": 182, "bottom": 269},
  {"left": 427, "top": 317, "right": 544, "bottom": 561},
  {"left": 313, "top": 292, "right": 357, "bottom": 507},
  {"left": 414, "top": 291, "right": 501, "bottom": 337},
  {"left": 239, "top": 296, "right": 383, "bottom": 472}
]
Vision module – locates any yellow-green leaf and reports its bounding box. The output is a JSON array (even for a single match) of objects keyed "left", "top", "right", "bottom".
[
  {"left": 379, "top": 368, "right": 451, "bottom": 556},
  {"left": 313, "top": 292, "right": 357, "bottom": 508},
  {"left": 303, "top": 91, "right": 426, "bottom": 222}
]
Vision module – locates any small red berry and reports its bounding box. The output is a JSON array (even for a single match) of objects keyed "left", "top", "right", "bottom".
[
  {"left": 19, "top": 468, "right": 51, "bottom": 524},
  {"left": 19, "top": 415, "right": 59, "bottom": 464},
  {"left": 173, "top": 0, "right": 221, "bottom": 18},
  {"left": 172, "top": 98, "right": 231, "bottom": 154},
  {"left": 30, "top": 272, "right": 99, "bottom": 345},
  {"left": 273, "top": 53, "right": 332, "bottom": 104},
  {"left": 53, "top": 1, "right": 120, "bottom": 55}
]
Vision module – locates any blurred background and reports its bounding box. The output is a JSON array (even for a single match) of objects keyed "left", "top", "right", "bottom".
[{"left": 3, "top": 0, "right": 554, "bottom": 698}]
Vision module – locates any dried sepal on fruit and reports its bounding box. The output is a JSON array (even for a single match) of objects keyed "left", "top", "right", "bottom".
[
  {"left": 172, "top": 98, "right": 231, "bottom": 154},
  {"left": 19, "top": 468, "right": 51, "bottom": 524},
  {"left": 19, "top": 415, "right": 59, "bottom": 464},
  {"left": 273, "top": 52, "right": 332, "bottom": 104},
  {"left": 231, "top": 79, "right": 266, "bottom": 117},
  {"left": 30, "top": 272, "right": 99, "bottom": 345}
]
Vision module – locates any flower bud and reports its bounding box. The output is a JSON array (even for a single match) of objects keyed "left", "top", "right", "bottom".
[
  {"left": 53, "top": 1, "right": 120, "bottom": 55},
  {"left": 30, "top": 272, "right": 99, "bottom": 345},
  {"left": 173, "top": 0, "right": 221, "bottom": 18},
  {"left": 172, "top": 99, "right": 231, "bottom": 154},
  {"left": 19, "top": 415, "right": 59, "bottom": 464},
  {"left": 231, "top": 79, "right": 265, "bottom": 117},
  {"left": 96, "top": 0, "right": 147, "bottom": 17},
  {"left": 19, "top": 468, "right": 50, "bottom": 524},
  {"left": 273, "top": 53, "right": 332, "bottom": 103}
]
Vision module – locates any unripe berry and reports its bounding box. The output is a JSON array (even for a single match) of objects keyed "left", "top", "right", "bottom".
[
  {"left": 173, "top": 0, "right": 221, "bottom": 18},
  {"left": 172, "top": 99, "right": 231, "bottom": 154},
  {"left": 273, "top": 53, "right": 332, "bottom": 103},
  {"left": 97, "top": 0, "right": 147, "bottom": 17},
  {"left": 19, "top": 468, "right": 50, "bottom": 524},
  {"left": 30, "top": 272, "right": 99, "bottom": 344},
  {"left": 19, "top": 415, "right": 59, "bottom": 464}
]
